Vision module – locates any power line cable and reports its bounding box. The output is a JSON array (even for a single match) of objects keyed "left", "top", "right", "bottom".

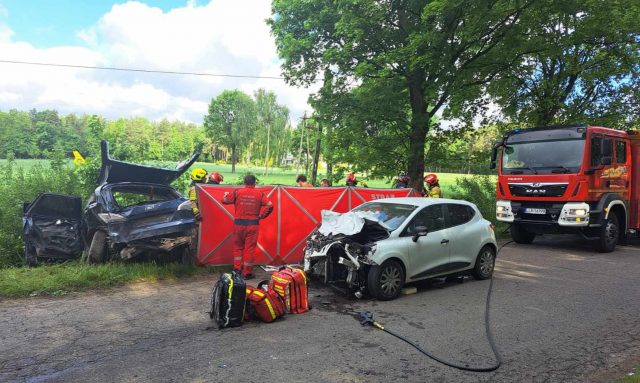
[{"left": 0, "top": 59, "right": 288, "bottom": 80}]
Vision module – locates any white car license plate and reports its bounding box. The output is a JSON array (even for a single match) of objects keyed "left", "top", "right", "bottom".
[{"left": 525, "top": 208, "right": 546, "bottom": 215}]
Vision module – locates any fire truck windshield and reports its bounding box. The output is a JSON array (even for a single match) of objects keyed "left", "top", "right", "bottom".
[{"left": 502, "top": 138, "right": 585, "bottom": 174}]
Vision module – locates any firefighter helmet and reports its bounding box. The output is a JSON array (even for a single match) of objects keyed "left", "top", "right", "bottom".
[
  {"left": 424, "top": 173, "right": 438, "bottom": 186},
  {"left": 191, "top": 167, "right": 208, "bottom": 182},
  {"left": 209, "top": 172, "right": 224, "bottom": 184}
]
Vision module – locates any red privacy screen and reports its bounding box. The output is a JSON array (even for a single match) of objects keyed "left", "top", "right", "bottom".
[{"left": 196, "top": 185, "right": 420, "bottom": 266}]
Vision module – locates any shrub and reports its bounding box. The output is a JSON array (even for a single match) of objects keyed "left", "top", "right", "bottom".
[{"left": 447, "top": 175, "right": 508, "bottom": 236}]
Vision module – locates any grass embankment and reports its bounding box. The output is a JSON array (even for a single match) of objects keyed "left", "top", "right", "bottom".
[
  {"left": 0, "top": 262, "right": 223, "bottom": 298},
  {"left": 619, "top": 368, "right": 640, "bottom": 383}
]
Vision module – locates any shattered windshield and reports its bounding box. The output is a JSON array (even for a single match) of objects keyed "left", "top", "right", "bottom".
[{"left": 352, "top": 202, "right": 417, "bottom": 231}]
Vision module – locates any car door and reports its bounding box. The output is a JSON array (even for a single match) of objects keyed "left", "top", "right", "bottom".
[
  {"left": 22, "top": 193, "right": 84, "bottom": 264},
  {"left": 402, "top": 204, "right": 451, "bottom": 281},
  {"left": 444, "top": 203, "right": 479, "bottom": 271}
]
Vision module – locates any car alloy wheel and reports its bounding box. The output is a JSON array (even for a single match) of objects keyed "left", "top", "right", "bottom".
[
  {"left": 380, "top": 264, "right": 402, "bottom": 296},
  {"left": 478, "top": 248, "right": 495, "bottom": 277},
  {"left": 472, "top": 245, "right": 496, "bottom": 280}
]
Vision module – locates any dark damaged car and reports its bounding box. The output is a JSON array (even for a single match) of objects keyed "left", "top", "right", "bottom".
[
  {"left": 22, "top": 140, "right": 199, "bottom": 265},
  {"left": 304, "top": 198, "right": 498, "bottom": 300}
]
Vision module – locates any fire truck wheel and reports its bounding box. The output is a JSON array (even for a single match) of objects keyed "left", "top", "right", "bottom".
[
  {"left": 510, "top": 224, "right": 536, "bottom": 244},
  {"left": 596, "top": 212, "right": 619, "bottom": 253}
]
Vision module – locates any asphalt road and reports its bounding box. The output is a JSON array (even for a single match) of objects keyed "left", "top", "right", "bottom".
[{"left": 1, "top": 236, "right": 639, "bottom": 383}]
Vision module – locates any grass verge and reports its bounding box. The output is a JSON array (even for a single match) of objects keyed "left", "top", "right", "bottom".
[
  {"left": 619, "top": 367, "right": 640, "bottom": 383},
  {"left": 0, "top": 262, "right": 223, "bottom": 298}
]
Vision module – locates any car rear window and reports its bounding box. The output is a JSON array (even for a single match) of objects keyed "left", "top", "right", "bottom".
[{"left": 110, "top": 186, "right": 178, "bottom": 209}]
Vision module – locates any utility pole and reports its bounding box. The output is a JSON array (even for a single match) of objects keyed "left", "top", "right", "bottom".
[
  {"left": 311, "top": 120, "right": 322, "bottom": 185},
  {"left": 298, "top": 112, "right": 311, "bottom": 174}
]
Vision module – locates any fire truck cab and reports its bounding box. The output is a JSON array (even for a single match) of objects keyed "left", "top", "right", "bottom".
[{"left": 492, "top": 125, "right": 640, "bottom": 252}]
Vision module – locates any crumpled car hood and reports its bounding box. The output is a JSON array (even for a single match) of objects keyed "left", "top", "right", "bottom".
[{"left": 318, "top": 210, "right": 390, "bottom": 236}]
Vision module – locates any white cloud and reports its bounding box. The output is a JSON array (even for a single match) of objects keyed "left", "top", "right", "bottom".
[
  {"left": 0, "top": 1, "right": 315, "bottom": 123},
  {"left": 0, "top": 21, "right": 12, "bottom": 42}
]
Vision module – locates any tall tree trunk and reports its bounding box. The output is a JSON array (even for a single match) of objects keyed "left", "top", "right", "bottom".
[
  {"left": 231, "top": 143, "right": 237, "bottom": 173},
  {"left": 407, "top": 77, "right": 429, "bottom": 193}
]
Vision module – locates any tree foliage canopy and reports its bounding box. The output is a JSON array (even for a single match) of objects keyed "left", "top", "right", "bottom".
[
  {"left": 270, "top": 0, "right": 640, "bottom": 185},
  {"left": 270, "top": 0, "right": 536, "bottom": 189}
]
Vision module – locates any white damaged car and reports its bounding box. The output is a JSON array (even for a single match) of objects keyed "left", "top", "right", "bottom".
[{"left": 303, "top": 198, "right": 497, "bottom": 300}]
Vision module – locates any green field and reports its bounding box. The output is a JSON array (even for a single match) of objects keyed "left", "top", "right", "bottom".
[{"left": 2, "top": 159, "right": 480, "bottom": 190}]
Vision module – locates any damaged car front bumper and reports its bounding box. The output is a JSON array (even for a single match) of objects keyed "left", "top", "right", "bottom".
[{"left": 304, "top": 210, "right": 386, "bottom": 296}]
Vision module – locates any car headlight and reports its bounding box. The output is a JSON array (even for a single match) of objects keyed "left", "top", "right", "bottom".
[
  {"left": 496, "top": 200, "right": 514, "bottom": 222},
  {"left": 559, "top": 202, "right": 590, "bottom": 225}
]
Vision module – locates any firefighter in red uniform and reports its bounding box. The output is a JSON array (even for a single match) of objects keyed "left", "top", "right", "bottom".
[{"left": 222, "top": 174, "right": 273, "bottom": 279}]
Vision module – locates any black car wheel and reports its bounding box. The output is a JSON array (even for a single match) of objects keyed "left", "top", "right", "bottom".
[
  {"left": 86, "top": 231, "right": 107, "bottom": 264},
  {"left": 472, "top": 245, "right": 496, "bottom": 280},
  {"left": 367, "top": 259, "right": 405, "bottom": 301},
  {"left": 596, "top": 212, "right": 619, "bottom": 253},
  {"left": 510, "top": 224, "right": 536, "bottom": 244}
]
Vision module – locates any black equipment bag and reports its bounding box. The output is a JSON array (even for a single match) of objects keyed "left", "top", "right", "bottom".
[{"left": 209, "top": 270, "right": 246, "bottom": 329}]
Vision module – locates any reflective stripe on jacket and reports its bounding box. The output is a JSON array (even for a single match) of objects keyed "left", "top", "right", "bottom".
[
  {"left": 222, "top": 185, "right": 273, "bottom": 222},
  {"left": 188, "top": 185, "right": 199, "bottom": 214}
]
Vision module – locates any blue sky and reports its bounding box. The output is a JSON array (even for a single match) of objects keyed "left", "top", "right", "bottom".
[
  {"left": 0, "top": 1, "right": 315, "bottom": 123},
  {"left": 0, "top": 1, "right": 187, "bottom": 47}
]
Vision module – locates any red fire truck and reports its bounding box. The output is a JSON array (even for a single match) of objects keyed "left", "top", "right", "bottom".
[{"left": 491, "top": 125, "right": 640, "bottom": 252}]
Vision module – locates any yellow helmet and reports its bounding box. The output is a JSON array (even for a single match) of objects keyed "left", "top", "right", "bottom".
[{"left": 191, "top": 167, "right": 208, "bottom": 182}]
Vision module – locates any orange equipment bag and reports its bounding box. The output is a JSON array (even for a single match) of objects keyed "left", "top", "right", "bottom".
[
  {"left": 270, "top": 266, "right": 310, "bottom": 314},
  {"left": 245, "top": 285, "right": 286, "bottom": 323}
]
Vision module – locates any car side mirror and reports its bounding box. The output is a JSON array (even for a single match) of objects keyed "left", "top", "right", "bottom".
[
  {"left": 412, "top": 225, "right": 429, "bottom": 242},
  {"left": 23, "top": 202, "right": 30, "bottom": 214}
]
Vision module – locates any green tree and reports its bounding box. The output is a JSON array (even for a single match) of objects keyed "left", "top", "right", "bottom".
[
  {"left": 0, "top": 110, "right": 36, "bottom": 158},
  {"left": 85, "top": 114, "right": 106, "bottom": 156},
  {"left": 255, "top": 88, "right": 290, "bottom": 175},
  {"left": 270, "top": 0, "right": 532, "bottom": 191},
  {"left": 203, "top": 90, "right": 257, "bottom": 173},
  {"left": 489, "top": 0, "right": 640, "bottom": 128}
]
